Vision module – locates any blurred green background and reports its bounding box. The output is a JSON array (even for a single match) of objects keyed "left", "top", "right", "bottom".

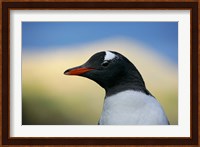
[{"left": 22, "top": 22, "right": 178, "bottom": 125}]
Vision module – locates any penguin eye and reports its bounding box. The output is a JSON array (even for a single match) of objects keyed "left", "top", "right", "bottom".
[{"left": 101, "top": 61, "right": 110, "bottom": 67}]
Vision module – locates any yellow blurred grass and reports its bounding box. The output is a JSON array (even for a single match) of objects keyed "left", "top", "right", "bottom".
[{"left": 22, "top": 38, "right": 178, "bottom": 125}]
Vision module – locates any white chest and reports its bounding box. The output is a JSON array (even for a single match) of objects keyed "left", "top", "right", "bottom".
[{"left": 99, "top": 90, "right": 169, "bottom": 125}]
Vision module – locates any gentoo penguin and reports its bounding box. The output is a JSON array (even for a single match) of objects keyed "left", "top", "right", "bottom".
[{"left": 64, "top": 51, "right": 169, "bottom": 125}]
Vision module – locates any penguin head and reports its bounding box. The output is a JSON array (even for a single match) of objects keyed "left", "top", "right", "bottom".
[{"left": 64, "top": 51, "right": 145, "bottom": 91}]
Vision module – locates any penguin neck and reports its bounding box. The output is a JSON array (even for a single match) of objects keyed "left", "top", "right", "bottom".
[{"left": 104, "top": 73, "right": 151, "bottom": 97}]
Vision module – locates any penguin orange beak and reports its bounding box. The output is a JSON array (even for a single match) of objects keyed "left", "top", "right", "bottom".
[{"left": 64, "top": 66, "right": 94, "bottom": 75}]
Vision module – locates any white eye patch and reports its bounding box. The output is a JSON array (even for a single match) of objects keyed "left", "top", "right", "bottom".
[{"left": 104, "top": 51, "right": 116, "bottom": 61}]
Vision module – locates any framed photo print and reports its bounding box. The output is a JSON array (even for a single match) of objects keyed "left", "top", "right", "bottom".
[{"left": 1, "top": 1, "right": 198, "bottom": 146}]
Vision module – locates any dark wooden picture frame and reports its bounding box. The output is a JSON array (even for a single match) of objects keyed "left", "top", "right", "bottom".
[{"left": 1, "top": 1, "right": 198, "bottom": 146}]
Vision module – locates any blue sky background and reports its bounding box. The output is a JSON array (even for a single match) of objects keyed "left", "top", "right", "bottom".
[{"left": 22, "top": 22, "right": 178, "bottom": 63}]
